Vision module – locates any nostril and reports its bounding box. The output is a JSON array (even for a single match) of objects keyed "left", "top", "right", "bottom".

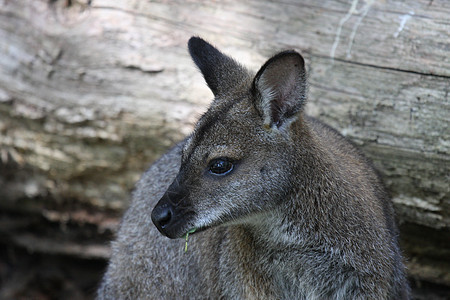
[
  {"left": 152, "top": 204, "right": 173, "bottom": 229},
  {"left": 159, "top": 208, "right": 172, "bottom": 228}
]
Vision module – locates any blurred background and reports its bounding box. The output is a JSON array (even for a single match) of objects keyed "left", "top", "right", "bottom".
[{"left": 0, "top": 0, "right": 448, "bottom": 299}]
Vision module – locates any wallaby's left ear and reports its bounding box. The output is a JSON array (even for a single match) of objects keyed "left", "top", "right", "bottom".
[
  {"left": 252, "top": 51, "right": 307, "bottom": 129},
  {"left": 188, "top": 37, "right": 249, "bottom": 97}
]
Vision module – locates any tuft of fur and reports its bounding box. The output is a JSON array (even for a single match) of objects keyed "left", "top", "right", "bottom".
[{"left": 98, "top": 37, "right": 410, "bottom": 299}]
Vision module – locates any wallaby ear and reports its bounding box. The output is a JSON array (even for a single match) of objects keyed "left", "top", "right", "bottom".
[
  {"left": 252, "top": 51, "right": 307, "bottom": 129},
  {"left": 188, "top": 37, "right": 249, "bottom": 97}
]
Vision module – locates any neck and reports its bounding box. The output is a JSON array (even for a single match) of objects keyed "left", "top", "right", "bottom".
[{"left": 240, "top": 206, "right": 309, "bottom": 251}]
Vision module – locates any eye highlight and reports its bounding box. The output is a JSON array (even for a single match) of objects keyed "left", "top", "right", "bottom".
[{"left": 208, "top": 158, "right": 234, "bottom": 176}]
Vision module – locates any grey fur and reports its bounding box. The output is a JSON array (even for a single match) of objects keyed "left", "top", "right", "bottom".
[{"left": 98, "top": 37, "right": 410, "bottom": 299}]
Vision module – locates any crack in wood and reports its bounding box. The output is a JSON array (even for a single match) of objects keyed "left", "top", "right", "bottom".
[
  {"left": 314, "top": 54, "right": 450, "bottom": 79},
  {"left": 124, "top": 65, "right": 164, "bottom": 74}
]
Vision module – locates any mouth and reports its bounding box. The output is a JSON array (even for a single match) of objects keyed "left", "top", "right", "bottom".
[
  {"left": 180, "top": 225, "right": 206, "bottom": 239},
  {"left": 178, "top": 224, "right": 214, "bottom": 242},
  {"left": 155, "top": 219, "right": 209, "bottom": 239},
  {"left": 185, "top": 228, "right": 197, "bottom": 236}
]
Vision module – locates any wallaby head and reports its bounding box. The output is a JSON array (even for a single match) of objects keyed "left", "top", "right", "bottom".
[{"left": 152, "top": 37, "right": 308, "bottom": 239}]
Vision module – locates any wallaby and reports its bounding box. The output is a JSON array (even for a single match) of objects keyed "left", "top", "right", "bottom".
[{"left": 98, "top": 37, "right": 410, "bottom": 299}]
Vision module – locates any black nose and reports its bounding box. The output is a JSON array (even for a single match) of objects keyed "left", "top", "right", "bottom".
[{"left": 151, "top": 203, "right": 173, "bottom": 230}]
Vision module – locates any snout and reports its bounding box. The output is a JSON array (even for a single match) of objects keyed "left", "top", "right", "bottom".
[{"left": 151, "top": 186, "right": 194, "bottom": 239}]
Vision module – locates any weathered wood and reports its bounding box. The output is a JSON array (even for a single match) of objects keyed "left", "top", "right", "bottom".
[{"left": 0, "top": 0, "right": 449, "bottom": 292}]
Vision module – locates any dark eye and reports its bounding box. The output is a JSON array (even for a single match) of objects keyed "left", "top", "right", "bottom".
[{"left": 209, "top": 158, "right": 234, "bottom": 175}]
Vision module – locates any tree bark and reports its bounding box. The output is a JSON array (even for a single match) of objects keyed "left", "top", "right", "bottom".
[{"left": 0, "top": 0, "right": 448, "bottom": 295}]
